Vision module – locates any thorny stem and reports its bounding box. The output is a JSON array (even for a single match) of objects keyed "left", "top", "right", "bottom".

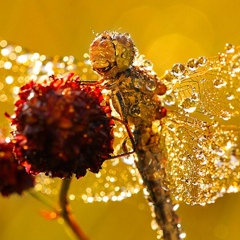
[{"left": 59, "top": 178, "right": 90, "bottom": 240}]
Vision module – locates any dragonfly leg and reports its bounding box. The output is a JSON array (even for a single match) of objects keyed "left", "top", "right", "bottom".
[{"left": 105, "top": 116, "right": 136, "bottom": 160}]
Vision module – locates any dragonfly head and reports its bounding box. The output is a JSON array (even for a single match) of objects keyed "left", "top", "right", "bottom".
[{"left": 89, "top": 31, "right": 136, "bottom": 78}]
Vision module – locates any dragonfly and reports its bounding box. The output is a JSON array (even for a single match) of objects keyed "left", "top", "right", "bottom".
[{"left": 0, "top": 32, "right": 240, "bottom": 240}]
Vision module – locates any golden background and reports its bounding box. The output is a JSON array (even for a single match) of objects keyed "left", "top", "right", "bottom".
[{"left": 0, "top": 0, "right": 240, "bottom": 239}]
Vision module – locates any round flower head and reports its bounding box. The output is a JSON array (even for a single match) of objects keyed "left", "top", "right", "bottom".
[
  {"left": 0, "top": 138, "right": 35, "bottom": 197},
  {"left": 11, "top": 73, "right": 114, "bottom": 178}
]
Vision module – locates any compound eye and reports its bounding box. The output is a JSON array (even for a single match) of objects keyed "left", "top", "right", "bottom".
[
  {"left": 89, "top": 32, "right": 136, "bottom": 78},
  {"left": 114, "top": 34, "right": 135, "bottom": 70},
  {"left": 94, "top": 60, "right": 113, "bottom": 74},
  {"left": 89, "top": 37, "right": 116, "bottom": 76}
]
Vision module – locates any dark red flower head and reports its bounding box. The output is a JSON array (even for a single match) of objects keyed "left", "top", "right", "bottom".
[
  {"left": 11, "top": 73, "right": 114, "bottom": 178},
  {"left": 0, "top": 138, "right": 35, "bottom": 197}
]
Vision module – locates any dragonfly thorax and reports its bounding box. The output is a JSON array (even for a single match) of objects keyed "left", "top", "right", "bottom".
[
  {"left": 109, "top": 66, "right": 167, "bottom": 127},
  {"left": 90, "top": 31, "right": 167, "bottom": 127}
]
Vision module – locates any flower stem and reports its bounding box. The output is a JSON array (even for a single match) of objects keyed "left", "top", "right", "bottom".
[
  {"left": 59, "top": 178, "right": 90, "bottom": 240},
  {"left": 27, "top": 190, "right": 57, "bottom": 211}
]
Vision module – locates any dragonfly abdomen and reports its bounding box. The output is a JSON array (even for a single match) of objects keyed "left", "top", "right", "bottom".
[{"left": 134, "top": 126, "right": 183, "bottom": 240}]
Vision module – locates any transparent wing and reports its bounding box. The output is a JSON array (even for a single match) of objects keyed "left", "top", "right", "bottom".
[
  {"left": 161, "top": 44, "right": 240, "bottom": 120},
  {"left": 35, "top": 157, "right": 141, "bottom": 203},
  {"left": 160, "top": 44, "right": 240, "bottom": 205},
  {"left": 0, "top": 37, "right": 98, "bottom": 131},
  {"left": 0, "top": 38, "right": 141, "bottom": 202},
  {"left": 161, "top": 112, "right": 240, "bottom": 205}
]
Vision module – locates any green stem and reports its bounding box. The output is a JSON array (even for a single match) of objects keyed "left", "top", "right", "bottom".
[
  {"left": 59, "top": 178, "right": 90, "bottom": 240},
  {"left": 27, "top": 190, "right": 57, "bottom": 211}
]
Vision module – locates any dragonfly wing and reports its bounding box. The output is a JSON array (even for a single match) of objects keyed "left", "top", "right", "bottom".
[
  {"left": 0, "top": 39, "right": 141, "bottom": 202},
  {"left": 159, "top": 44, "right": 240, "bottom": 205},
  {"left": 161, "top": 44, "right": 240, "bottom": 120},
  {"left": 35, "top": 156, "right": 141, "bottom": 203},
  {"left": 161, "top": 112, "right": 240, "bottom": 205},
  {"left": 0, "top": 38, "right": 97, "bottom": 132}
]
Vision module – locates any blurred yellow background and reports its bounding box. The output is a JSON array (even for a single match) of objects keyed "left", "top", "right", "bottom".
[{"left": 0, "top": 0, "right": 240, "bottom": 240}]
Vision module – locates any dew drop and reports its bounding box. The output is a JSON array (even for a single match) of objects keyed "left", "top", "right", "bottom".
[
  {"left": 122, "top": 52, "right": 129, "bottom": 60},
  {"left": 196, "top": 56, "right": 207, "bottom": 66},
  {"left": 231, "top": 62, "right": 240, "bottom": 73},
  {"left": 129, "top": 104, "right": 141, "bottom": 117},
  {"left": 156, "top": 230, "right": 164, "bottom": 239},
  {"left": 215, "top": 148, "right": 225, "bottom": 157},
  {"left": 145, "top": 79, "right": 156, "bottom": 91},
  {"left": 196, "top": 151, "right": 205, "bottom": 160},
  {"left": 171, "top": 63, "right": 185, "bottom": 76},
  {"left": 143, "top": 94, "right": 151, "bottom": 102},
  {"left": 178, "top": 153, "right": 187, "bottom": 161},
  {"left": 163, "top": 94, "right": 175, "bottom": 106},
  {"left": 226, "top": 92, "right": 234, "bottom": 100},
  {"left": 151, "top": 219, "right": 159, "bottom": 230},
  {"left": 213, "top": 78, "right": 227, "bottom": 88},
  {"left": 225, "top": 43, "right": 235, "bottom": 54},
  {"left": 211, "top": 120, "right": 219, "bottom": 128},
  {"left": 218, "top": 53, "right": 227, "bottom": 65},
  {"left": 143, "top": 60, "right": 153, "bottom": 70},
  {"left": 179, "top": 232, "right": 187, "bottom": 239},
  {"left": 162, "top": 72, "right": 175, "bottom": 83},
  {"left": 220, "top": 111, "right": 231, "bottom": 120},
  {"left": 187, "top": 58, "right": 197, "bottom": 71},
  {"left": 121, "top": 154, "right": 135, "bottom": 165},
  {"left": 191, "top": 92, "right": 199, "bottom": 102},
  {"left": 173, "top": 203, "right": 180, "bottom": 211},
  {"left": 229, "top": 154, "right": 239, "bottom": 169},
  {"left": 133, "top": 78, "right": 144, "bottom": 89},
  {"left": 180, "top": 98, "right": 197, "bottom": 113},
  {"left": 124, "top": 32, "right": 131, "bottom": 38}
]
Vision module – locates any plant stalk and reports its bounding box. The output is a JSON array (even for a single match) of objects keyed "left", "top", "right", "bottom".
[{"left": 59, "top": 178, "right": 90, "bottom": 240}]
